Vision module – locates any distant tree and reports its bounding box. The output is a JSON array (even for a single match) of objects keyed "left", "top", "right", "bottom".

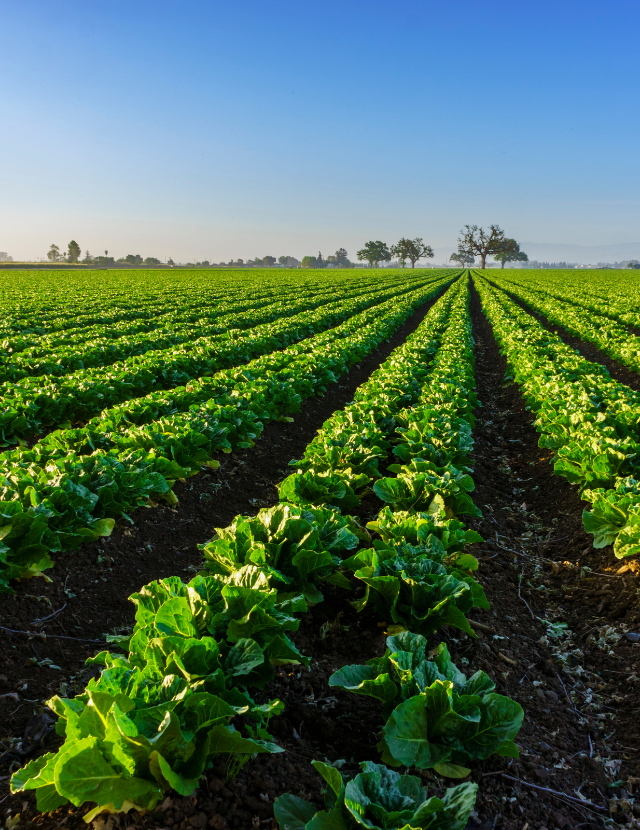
[
  {"left": 278, "top": 256, "right": 288, "bottom": 265},
  {"left": 67, "top": 240, "right": 81, "bottom": 263},
  {"left": 167, "top": 258, "right": 175, "bottom": 265},
  {"left": 357, "top": 240, "right": 391, "bottom": 268},
  {"left": 125, "top": 254, "right": 143, "bottom": 265},
  {"left": 263, "top": 255, "right": 276, "bottom": 266},
  {"left": 457, "top": 224, "right": 506, "bottom": 269},
  {"left": 493, "top": 238, "right": 528, "bottom": 269},
  {"left": 391, "top": 238, "right": 434, "bottom": 269},
  {"left": 144, "top": 257, "right": 161, "bottom": 265},
  {"left": 93, "top": 255, "right": 115, "bottom": 265},
  {"left": 82, "top": 250, "right": 93, "bottom": 263},
  {"left": 301, "top": 255, "right": 319, "bottom": 268},
  {"left": 236, "top": 259, "right": 244, "bottom": 265},
  {"left": 334, "top": 247, "right": 350, "bottom": 267},
  {"left": 449, "top": 251, "right": 475, "bottom": 268},
  {"left": 47, "top": 243, "right": 62, "bottom": 262},
  {"left": 391, "top": 241, "right": 408, "bottom": 268},
  {"left": 317, "top": 251, "right": 325, "bottom": 268}
]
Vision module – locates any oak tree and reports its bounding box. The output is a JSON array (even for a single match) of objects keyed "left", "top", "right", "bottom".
[
  {"left": 357, "top": 240, "right": 391, "bottom": 268},
  {"left": 392, "top": 238, "right": 434, "bottom": 269},
  {"left": 457, "top": 224, "right": 506, "bottom": 269},
  {"left": 493, "top": 238, "right": 528, "bottom": 268}
]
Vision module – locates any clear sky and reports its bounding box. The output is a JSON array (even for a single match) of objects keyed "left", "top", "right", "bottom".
[{"left": 2, "top": 0, "right": 639, "bottom": 263}]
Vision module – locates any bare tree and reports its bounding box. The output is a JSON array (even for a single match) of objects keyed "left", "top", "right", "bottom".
[{"left": 457, "top": 224, "right": 506, "bottom": 269}]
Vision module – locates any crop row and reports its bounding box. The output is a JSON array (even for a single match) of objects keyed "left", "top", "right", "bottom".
[
  {"left": 3, "top": 279, "right": 452, "bottom": 473},
  {"left": 0, "top": 274, "right": 451, "bottom": 447},
  {"left": 1, "top": 286, "right": 281, "bottom": 351},
  {"left": 0, "top": 279, "right": 453, "bottom": 591},
  {"left": 12, "top": 276, "right": 522, "bottom": 830},
  {"left": 2, "top": 274, "right": 418, "bottom": 363},
  {"left": 0, "top": 272, "right": 414, "bottom": 339},
  {"left": 0, "top": 273, "right": 314, "bottom": 334},
  {"left": 1, "top": 280, "right": 272, "bottom": 338},
  {"left": 496, "top": 270, "right": 640, "bottom": 331},
  {"left": 1, "top": 285, "right": 320, "bottom": 359},
  {"left": 491, "top": 274, "right": 640, "bottom": 374},
  {"left": 475, "top": 275, "right": 640, "bottom": 559}
]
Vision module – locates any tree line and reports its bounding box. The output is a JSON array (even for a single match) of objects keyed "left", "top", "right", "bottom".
[
  {"left": 47, "top": 243, "right": 163, "bottom": 266},
  {"left": 46, "top": 227, "right": 528, "bottom": 269},
  {"left": 355, "top": 228, "right": 528, "bottom": 269},
  {"left": 354, "top": 238, "right": 433, "bottom": 268}
]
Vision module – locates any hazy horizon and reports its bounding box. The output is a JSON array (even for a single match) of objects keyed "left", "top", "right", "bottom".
[{"left": 2, "top": 0, "right": 639, "bottom": 263}]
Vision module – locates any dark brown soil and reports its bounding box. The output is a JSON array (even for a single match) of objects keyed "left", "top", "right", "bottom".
[
  {"left": 4, "top": 283, "right": 639, "bottom": 830},
  {"left": 456, "top": 282, "right": 640, "bottom": 828}
]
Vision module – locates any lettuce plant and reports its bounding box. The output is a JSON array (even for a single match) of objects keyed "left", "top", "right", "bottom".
[
  {"left": 274, "top": 760, "right": 477, "bottom": 830},
  {"left": 201, "top": 503, "right": 364, "bottom": 601},
  {"left": 330, "top": 633, "right": 523, "bottom": 777},
  {"left": 366, "top": 508, "right": 482, "bottom": 566},
  {"left": 343, "top": 541, "right": 482, "bottom": 638},
  {"left": 10, "top": 568, "right": 301, "bottom": 820},
  {"left": 374, "top": 461, "right": 480, "bottom": 518}
]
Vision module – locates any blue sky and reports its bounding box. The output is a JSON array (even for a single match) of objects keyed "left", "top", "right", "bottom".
[{"left": 2, "top": 0, "right": 639, "bottom": 262}]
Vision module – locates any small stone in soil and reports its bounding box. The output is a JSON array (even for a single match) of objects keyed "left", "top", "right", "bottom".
[{"left": 625, "top": 632, "right": 640, "bottom": 643}]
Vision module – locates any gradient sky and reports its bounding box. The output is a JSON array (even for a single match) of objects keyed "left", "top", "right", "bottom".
[{"left": 2, "top": 0, "right": 639, "bottom": 262}]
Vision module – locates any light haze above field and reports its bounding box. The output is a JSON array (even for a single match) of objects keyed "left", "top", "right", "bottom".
[{"left": 2, "top": 0, "right": 639, "bottom": 263}]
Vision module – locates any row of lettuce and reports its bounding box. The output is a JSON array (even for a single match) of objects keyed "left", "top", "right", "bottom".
[
  {"left": 474, "top": 275, "right": 640, "bottom": 559},
  {"left": 0, "top": 274, "right": 445, "bottom": 444},
  {"left": 489, "top": 269, "right": 640, "bottom": 332},
  {"left": 0, "top": 277, "right": 455, "bottom": 591},
  {"left": 12, "top": 275, "right": 524, "bottom": 830},
  {"left": 1, "top": 270, "right": 374, "bottom": 339},
  {"left": 1, "top": 277, "right": 350, "bottom": 350},
  {"left": 491, "top": 274, "right": 640, "bottom": 378},
  {"left": 2, "top": 281, "right": 296, "bottom": 352},
  {"left": 1, "top": 275, "right": 426, "bottom": 381}
]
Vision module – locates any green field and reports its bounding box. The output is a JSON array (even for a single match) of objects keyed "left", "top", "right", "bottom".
[{"left": 3, "top": 268, "right": 638, "bottom": 826}]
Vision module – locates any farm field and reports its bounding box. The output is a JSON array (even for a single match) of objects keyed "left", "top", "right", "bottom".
[{"left": 1, "top": 268, "right": 640, "bottom": 830}]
